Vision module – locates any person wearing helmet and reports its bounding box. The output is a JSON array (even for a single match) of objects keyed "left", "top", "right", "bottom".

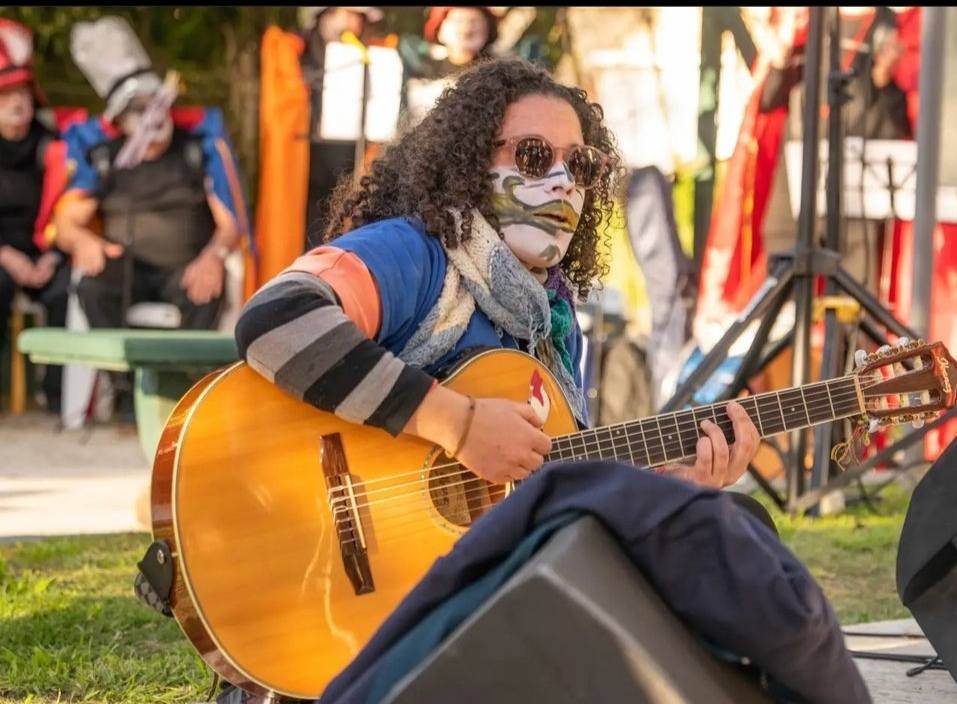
[{"left": 0, "top": 19, "right": 71, "bottom": 412}]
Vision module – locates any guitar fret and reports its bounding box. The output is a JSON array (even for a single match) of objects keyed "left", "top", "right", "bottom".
[
  {"left": 640, "top": 418, "right": 665, "bottom": 466},
  {"left": 677, "top": 409, "right": 699, "bottom": 458},
  {"left": 824, "top": 380, "right": 837, "bottom": 418},
  {"left": 660, "top": 413, "right": 681, "bottom": 463},
  {"left": 774, "top": 391, "right": 788, "bottom": 430},
  {"left": 597, "top": 429, "right": 612, "bottom": 460},
  {"left": 571, "top": 432, "right": 586, "bottom": 460},
  {"left": 634, "top": 418, "right": 651, "bottom": 467},
  {"left": 798, "top": 386, "right": 813, "bottom": 426},
  {"left": 757, "top": 393, "right": 786, "bottom": 434},
  {"left": 618, "top": 425, "right": 636, "bottom": 465},
  {"left": 780, "top": 389, "right": 807, "bottom": 430},
  {"left": 806, "top": 382, "right": 834, "bottom": 424},
  {"left": 744, "top": 396, "right": 765, "bottom": 436}
]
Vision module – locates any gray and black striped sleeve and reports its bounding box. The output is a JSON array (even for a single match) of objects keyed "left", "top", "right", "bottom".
[{"left": 234, "top": 270, "right": 436, "bottom": 436}]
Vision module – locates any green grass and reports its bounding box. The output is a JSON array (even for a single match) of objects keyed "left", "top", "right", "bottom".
[
  {"left": 0, "top": 484, "right": 913, "bottom": 703},
  {"left": 0, "top": 534, "right": 208, "bottom": 704},
  {"left": 768, "top": 482, "right": 912, "bottom": 625}
]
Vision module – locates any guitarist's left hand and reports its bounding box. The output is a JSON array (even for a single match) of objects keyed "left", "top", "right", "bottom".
[{"left": 659, "top": 401, "right": 760, "bottom": 489}]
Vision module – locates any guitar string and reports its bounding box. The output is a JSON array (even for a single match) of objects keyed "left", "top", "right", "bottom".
[
  {"left": 324, "top": 376, "right": 868, "bottom": 493},
  {"left": 327, "top": 389, "right": 866, "bottom": 518},
  {"left": 331, "top": 402, "right": 917, "bottom": 540},
  {"left": 327, "top": 377, "right": 882, "bottom": 505},
  {"left": 331, "top": 373, "right": 902, "bottom": 501},
  {"left": 326, "top": 383, "right": 881, "bottom": 516},
  {"left": 327, "top": 388, "right": 888, "bottom": 523},
  {"left": 325, "top": 393, "right": 875, "bottom": 533},
  {"left": 327, "top": 390, "right": 865, "bottom": 521},
  {"left": 333, "top": 393, "right": 898, "bottom": 548}
]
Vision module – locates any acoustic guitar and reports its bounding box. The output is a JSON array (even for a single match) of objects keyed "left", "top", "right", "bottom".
[{"left": 151, "top": 339, "right": 957, "bottom": 699}]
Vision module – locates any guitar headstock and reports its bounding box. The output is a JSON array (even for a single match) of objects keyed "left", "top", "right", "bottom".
[{"left": 853, "top": 338, "right": 957, "bottom": 431}]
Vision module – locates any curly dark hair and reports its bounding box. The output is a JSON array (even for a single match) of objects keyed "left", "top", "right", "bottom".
[{"left": 320, "top": 56, "right": 624, "bottom": 298}]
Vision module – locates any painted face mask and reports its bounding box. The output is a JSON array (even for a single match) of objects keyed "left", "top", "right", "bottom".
[
  {"left": 489, "top": 164, "right": 585, "bottom": 280},
  {"left": 120, "top": 99, "right": 174, "bottom": 151}
]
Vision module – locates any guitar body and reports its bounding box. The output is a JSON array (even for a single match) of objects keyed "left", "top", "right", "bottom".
[{"left": 152, "top": 349, "right": 576, "bottom": 700}]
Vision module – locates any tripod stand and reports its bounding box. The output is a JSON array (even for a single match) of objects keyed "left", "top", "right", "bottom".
[{"left": 663, "top": 7, "right": 929, "bottom": 514}]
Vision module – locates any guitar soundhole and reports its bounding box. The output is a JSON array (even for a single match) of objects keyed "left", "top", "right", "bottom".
[{"left": 427, "top": 454, "right": 508, "bottom": 528}]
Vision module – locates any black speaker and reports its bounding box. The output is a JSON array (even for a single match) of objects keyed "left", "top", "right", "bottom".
[
  {"left": 382, "top": 517, "right": 771, "bottom": 704},
  {"left": 897, "top": 438, "right": 957, "bottom": 682}
]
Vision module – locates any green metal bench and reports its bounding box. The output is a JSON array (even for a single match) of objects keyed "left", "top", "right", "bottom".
[{"left": 17, "top": 328, "right": 238, "bottom": 461}]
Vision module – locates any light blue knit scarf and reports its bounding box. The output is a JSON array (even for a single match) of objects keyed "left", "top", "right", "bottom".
[{"left": 396, "top": 209, "right": 587, "bottom": 424}]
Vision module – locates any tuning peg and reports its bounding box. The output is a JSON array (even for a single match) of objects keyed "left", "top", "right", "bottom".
[
  {"left": 869, "top": 418, "right": 881, "bottom": 433},
  {"left": 912, "top": 418, "right": 925, "bottom": 429},
  {"left": 855, "top": 349, "right": 869, "bottom": 367},
  {"left": 878, "top": 345, "right": 893, "bottom": 356},
  {"left": 898, "top": 337, "right": 911, "bottom": 348}
]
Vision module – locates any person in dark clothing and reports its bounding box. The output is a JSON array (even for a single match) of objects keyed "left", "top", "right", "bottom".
[
  {"left": 53, "top": 16, "right": 242, "bottom": 332},
  {"left": 299, "top": 7, "right": 385, "bottom": 241},
  {"left": 757, "top": 7, "right": 912, "bottom": 292},
  {"left": 759, "top": 8, "right": 911, "bottom": 140},
  {"left": 0, "top": 19, "right": 70, "bottom": 412}
]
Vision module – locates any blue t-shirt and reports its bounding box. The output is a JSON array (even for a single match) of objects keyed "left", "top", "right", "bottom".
[{"left": 332, "top": 216, "right": 586, "bottom": 396}]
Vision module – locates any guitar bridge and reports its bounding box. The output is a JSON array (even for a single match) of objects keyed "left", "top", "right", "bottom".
[{"left": 321, "top": 433, "right": 375, "bottom": 595}]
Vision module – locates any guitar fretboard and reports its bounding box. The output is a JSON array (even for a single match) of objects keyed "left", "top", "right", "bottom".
[{"left": 545, "top": 376, "right": 863, "bottom": 467}]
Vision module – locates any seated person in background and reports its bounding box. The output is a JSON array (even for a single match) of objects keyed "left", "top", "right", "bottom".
[
  {"left": 298, "top": 6, "right": 386, "bottom": 239},
  {"left": 53, "top": 16, "right": 249, "bottom": 331},
  {"left": 398, "top": 6, "right": 501, "bottom": 130},
  {"left": 0, "top": 19, "right": 71, "bottom": 412}
]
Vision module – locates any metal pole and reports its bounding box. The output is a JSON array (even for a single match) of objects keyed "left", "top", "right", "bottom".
[
  {"left": 809, "top": 7, "right": 845, "bottom": 513},
  {"left": 788, "top": 6, "right": 825, "bottom": 512},
  {"left": 905, "top": 7, "right": 947, "bottom": 469},
  {"left": 911, "top": 7, "right": 947, "bottom": 340}
]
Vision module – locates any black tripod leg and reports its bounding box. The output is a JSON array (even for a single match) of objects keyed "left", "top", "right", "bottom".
[
  {"left": 835, "top": 265, "right": 921, "bottom": 340},
  {"left": 661, "top": 260, "right": 794, "bottom": 413},
  {"left": 859, "top": 316, "right": 896, "bottom": 349},
  {"left": 719, "top": 281, "right": 791, "bottom": 402}
]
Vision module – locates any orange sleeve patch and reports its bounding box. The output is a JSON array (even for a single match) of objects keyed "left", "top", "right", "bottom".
[{"left": 285, "top": 246, "right": 382, "bottom": 338}]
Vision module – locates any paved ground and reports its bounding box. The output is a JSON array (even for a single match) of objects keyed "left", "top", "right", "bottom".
[
  {"left": 0, "top": 411, "right": 150, "bottom": 539},
  {"left": 845, "top": 619, "right": 957, "bottom": 703}
]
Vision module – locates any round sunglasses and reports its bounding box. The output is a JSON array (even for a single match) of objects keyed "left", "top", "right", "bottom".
[{"left": 493, "top": 135, "right": 609, "bottom": 189}]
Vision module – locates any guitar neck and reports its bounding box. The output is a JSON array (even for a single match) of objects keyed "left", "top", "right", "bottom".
[{"left": 546, "top": 376, "right": 865, "bottom": 468}]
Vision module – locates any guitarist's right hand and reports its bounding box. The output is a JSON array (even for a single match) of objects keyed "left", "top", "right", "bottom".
[
  {"left": 455, "top": 397, "right": 552, "bottom": 484},
  {"left": 405, "top": 386, "right": 552, "bottom": 484}
]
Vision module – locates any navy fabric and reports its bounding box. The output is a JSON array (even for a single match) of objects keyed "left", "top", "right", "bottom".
[{"left": 319, "top": 461, "right": 870, "bottom": 704}]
